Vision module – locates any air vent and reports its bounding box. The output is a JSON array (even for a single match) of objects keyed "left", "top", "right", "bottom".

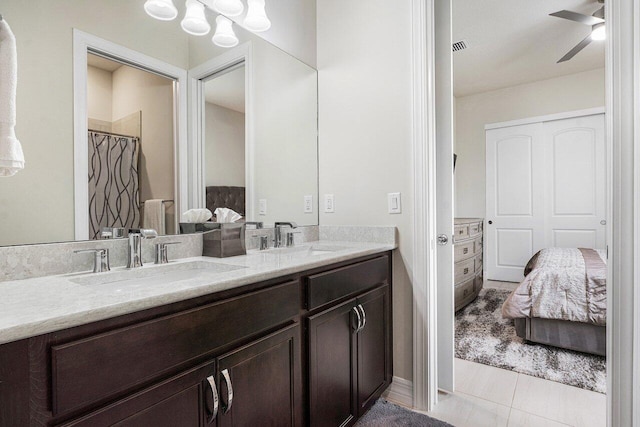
[{"left": 452, "top": 40, "right": 468, "bottom": 52}]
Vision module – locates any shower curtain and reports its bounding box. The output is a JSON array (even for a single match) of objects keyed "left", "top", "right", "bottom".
[{"left": 88, "top": 131, "right": 140, "bottom": 240}]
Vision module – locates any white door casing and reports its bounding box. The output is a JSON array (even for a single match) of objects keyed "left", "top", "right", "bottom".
[{"left": 485, "top": 112, "right": 606, "bottom": 282}]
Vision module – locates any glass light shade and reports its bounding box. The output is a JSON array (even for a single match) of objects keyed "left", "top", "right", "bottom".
[
  {"left": 244, "top": 0, "right": 271, "bottom": 32},
  {"left": 212, "top": 15, "right": 239, "bottom": 48},
  {"left": 591, "top": 23, "right": 606, "bottom": 41},
  {"left": 144, "top": 0, "right": 178, "bottom": 21},
  {"left": 181, "top": 0, "right": 211, "bottom": 35},
  {"left": 212, "top": 0, "right": 244, "bottom": 17}
]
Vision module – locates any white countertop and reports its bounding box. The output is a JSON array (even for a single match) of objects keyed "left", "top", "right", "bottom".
[{"left": 0, "top": 240, "right": 395, "bottom": 345}]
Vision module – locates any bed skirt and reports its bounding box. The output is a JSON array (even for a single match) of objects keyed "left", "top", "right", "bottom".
[{"left": 514, "top": 317, "right": 606, "bottom": 357}]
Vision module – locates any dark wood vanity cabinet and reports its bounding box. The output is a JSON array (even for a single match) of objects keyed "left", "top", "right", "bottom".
[{"left": 0, "top": 252, "right": 392, "bottom": 427}]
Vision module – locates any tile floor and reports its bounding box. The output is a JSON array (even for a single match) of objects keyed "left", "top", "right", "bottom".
[{"left": 403, "top": 279, "right": 606, "bottom": 426}]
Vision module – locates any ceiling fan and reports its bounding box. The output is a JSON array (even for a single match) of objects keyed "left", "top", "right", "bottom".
[{"left": 549, "top": 0, "right": 605, "bottom": 63}]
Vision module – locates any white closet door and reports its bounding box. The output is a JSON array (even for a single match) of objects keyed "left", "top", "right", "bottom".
[
  {"left": 544, "top": 114, "right": 606, "bottom": 249},
  {"left": 486, "top": 124, "right": 546, "bottom": 282}
]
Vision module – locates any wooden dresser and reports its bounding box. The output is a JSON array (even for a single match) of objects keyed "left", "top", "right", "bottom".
[{"left": 454, "top": 218, "right": 484, "bottom": 311}]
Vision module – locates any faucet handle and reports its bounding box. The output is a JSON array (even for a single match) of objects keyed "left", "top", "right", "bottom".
[
  {"left": 74, "top": 248, "right": 110, "bottom": 273},
  {"left": 155, "top": 242, "right": 180, "bottom": 264},
  {"left": 286, "top": 231, "right": 302, "bottom": 247},
  {"left": 252, "top": 235, "right": 270, "bottom": 250}
]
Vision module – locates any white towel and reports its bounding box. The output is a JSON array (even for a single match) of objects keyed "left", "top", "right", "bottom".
[
  {"left": 0, "top": 19, "right": 24, "bottom": 177},
  {"left": 143, "top": 199, "right": 166, "bottom": 234}
]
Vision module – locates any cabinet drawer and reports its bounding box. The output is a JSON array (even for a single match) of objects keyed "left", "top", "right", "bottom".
[
  {"left": 474, "top": 272, "right": 484, "bottom": 292},
  {"left": 454, "top": 225, "right": 469, "bottom": 242},
  {"left": 454, "top": 278, "right": 475, "bottom": 307},
  {"left": 52, "top": 280, "right": 300, "bottom": 415},
  {"left": 306, "top": 256, "right": 389, "bottom": 310},
  {"left": 474, "top": 253, "right": 483, "bottom": 272},
  {"left": 474, "top": 236, "right": 483, "bottom": 255},
  {"left": 468, "top": 222, "right": 481, "bottom": 237},
  {"left": 454, "top": 241, "right": 474, "bottom": 260},
  {"left": 454, "top": 258, "right": 475, "bottom": 284}
]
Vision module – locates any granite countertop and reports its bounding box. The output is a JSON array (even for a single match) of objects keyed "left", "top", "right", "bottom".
[{"left": 0, "top": 240, "right": 395, "bottom": 345}]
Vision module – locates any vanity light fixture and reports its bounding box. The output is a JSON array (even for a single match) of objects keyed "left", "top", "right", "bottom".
[
  {"left": 212, "top": 15, "right": 239, "bottom": 48},
  {"left": 212, "top": 0, "right": 245, "bottom": 17},
  {"left": 145, "top": 0, "right": 271, "bottom": 48},
  {"left": 181, "top": 0, "right": 211, "bottom": 35},
  {"left": 144, "top": 0, "right": 179, "bottom": 21},
  {"left": 244, "top": 0, "right": 271, "bottom": 32}
]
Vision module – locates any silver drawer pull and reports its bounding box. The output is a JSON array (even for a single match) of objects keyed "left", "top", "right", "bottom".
[
  {"left": 463, "top": 248, "right": 468, "bottom": 254},
  {"left": 221, "top": 369, "right": 234, "bottom": 414},
  {"left": 464, "top": 268, "right": 469, "bottom": 274},
  {"left": 352, "top": 306, "right": 363, "bottom": 331},
  {"left": 358, "top": 304, "right": 366, "bottom": 331},
  {"left": 206, "top": 375, "right": 219, "bottom": 423}
]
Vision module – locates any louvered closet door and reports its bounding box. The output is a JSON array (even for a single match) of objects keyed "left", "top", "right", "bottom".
[
  {"left": 486, "top": 113, "right": 606, "bottom": 282},
  {"left": 486, "top": 123, "right": 546, "bottom": 282}
]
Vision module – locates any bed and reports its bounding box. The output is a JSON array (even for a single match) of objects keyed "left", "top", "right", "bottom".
[
  {"left": 502, "top": 248, "right": 607, "bottom": 356},
  {"left": 206, "top": 186, "right": 245, "bottom": 219}
]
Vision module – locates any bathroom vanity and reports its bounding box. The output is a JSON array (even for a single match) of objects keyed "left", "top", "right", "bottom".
[{"left": 0, "top": 244, "right": 392, "bottom": 427}]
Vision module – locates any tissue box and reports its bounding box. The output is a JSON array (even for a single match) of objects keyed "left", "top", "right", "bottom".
[
  {"left": 179, "top": 222, "right": 217, "bottom": 234},
  {"left": 202, "top": 223, "right": 246, "bottom": 258}
]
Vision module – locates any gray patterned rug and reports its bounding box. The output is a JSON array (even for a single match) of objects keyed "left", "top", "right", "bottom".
[
  {"left": 455, "top": 288, "right": 606, "bottom": 393},
  {"left": 355, "top": 399, "right": 453, "bottom": 426}
]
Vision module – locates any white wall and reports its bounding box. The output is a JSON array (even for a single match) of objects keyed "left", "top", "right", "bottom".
[
  {"left": 112, "top": 66, "right": 176, "bottom": 234},
  {"left": 205, "top": 103, "right": 245, "bottom": 187},
  {"left": 455, "top": 68, "right": 606, "bottom": 218},
  {"left": 87, "top": 66, "right": 113, "bottom": 122},
  {"left": 317, "top": 0, "right": 414, "bottom": 381}
]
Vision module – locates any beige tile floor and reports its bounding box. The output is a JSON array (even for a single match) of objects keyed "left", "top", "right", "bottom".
[{"left": 403, "top": 279, "right": 606, "bottom": 426}]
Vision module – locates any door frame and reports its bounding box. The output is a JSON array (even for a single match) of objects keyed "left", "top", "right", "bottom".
[{"left": 412, "top": 0, "right": 640, "bottom": 423}]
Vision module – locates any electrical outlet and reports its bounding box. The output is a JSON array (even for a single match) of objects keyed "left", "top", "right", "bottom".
[
  {"left": 324, "top": 194, "right": 335, "bottom": 213},
  {"left": 304, "top": 195, "right": 313, "bottom": 213},
  {"left": 388, "top": 192, "right": 401, "bottom": 214},
  {"left": 259, "top": 199, "right": 267, "bottom": 215}
]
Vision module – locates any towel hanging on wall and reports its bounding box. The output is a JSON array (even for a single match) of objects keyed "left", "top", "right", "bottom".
[
  {"left": 0, "top": 18, "right": 24, "bottom": 177},
  {"left": 144, "top": 199, "right": 166, "bottom": 235}
]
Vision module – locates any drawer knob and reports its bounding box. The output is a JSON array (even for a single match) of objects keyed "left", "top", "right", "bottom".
[
  {"left": 463, "top": 248, "right": 468, "bottom": 254},
  {"left": 464, "top": 268, "right": 469, "bottom": 274}
]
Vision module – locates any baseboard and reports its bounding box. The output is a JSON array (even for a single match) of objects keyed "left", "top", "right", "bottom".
[{"left": 383, "top": 376, "right": 414, "bottom": 408}]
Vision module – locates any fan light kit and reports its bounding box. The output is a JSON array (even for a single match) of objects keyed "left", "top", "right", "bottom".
[
  {"left": 550, "top": 1, "right": 605, "bottom": 63},
  {"left": 144, "top": 0, "right": 271, "bottom": 48}
]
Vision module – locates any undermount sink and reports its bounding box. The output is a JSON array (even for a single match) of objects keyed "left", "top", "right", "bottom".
[
  {"left": 264, "top": 244, "right": 347, "bottom": 257},
  {"left": 70, "top": 260, "right": 246, "bottom": 287}
]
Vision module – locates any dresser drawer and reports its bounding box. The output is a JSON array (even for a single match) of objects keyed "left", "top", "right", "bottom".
[
  {"left": 455, "top": 278, "right": 475, "bottom": 308},
  {"left": 454, "top": 258, "right": 475, "bottom": 284},
  {"left": 474, "top": 253, "right": 483, "bottom": 272},
  {"left": 51, "top": 280, "right": 300, "bottom": 415},
  {"left": 306, "top": 255, "right": 389, "bottom": 309},
  {"left": 454, "top": 225, "right": 469, "bottom": 242},
  {"left": 468, "top": 222, "right": 481, "bottom": 237},
  {"left": 474, "top": 236, "right": 483, "bottom": 255},
  {"left": 454, "top": 240, "right": 475, "bottom": 260},
  {"left": 474, "top": 271, "right": 484, "bottom": 292}
]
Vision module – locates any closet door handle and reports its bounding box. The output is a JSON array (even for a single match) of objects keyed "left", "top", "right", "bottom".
[
  {"left": 221, "top": 369, "right": 234, "bottom": 414},
  {"left": 205, "top": 375, "right": 219, "bottom": 423},
  {"left": 352, "top": 306, "right": 363, "bottom": 332},
  {"left": 357, "top": 304, "right": 366, "bottom": 331}
]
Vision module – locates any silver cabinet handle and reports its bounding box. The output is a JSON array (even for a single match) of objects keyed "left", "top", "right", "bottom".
[
  {"left": 206, "top": 375, "right": 219, "bottom": 423},
  {"left": 357, "top": 304, "right": 366, "bottom": 331},
  {"left": 221, "top": 369, "right": 234, "bottom": 414},
  {"left": 352, "top": 306, "right": 362, "bottom": 331}
]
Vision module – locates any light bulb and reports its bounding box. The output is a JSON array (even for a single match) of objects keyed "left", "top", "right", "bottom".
[
  {"left": 212, "top": 15, "right": 239, "bottom": 48},
  {"left": 144, "top": 0, "right": 178, "bottom": 21},
  {"left": 212, "top": 0, "right": 244, "bottom": 17},
  {"left": 591, "top": 23, "right": 606, "bottom": 41},
  {"left": 181, "top": 0, "right": 211, "bottom": 35},
  {"left": 244, "top": 0, "right": 271, "bottom": 32}
]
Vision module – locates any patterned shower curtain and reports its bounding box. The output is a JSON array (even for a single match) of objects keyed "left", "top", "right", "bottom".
[{"left": 88, "top": 131, "right": 141, "bottom": 240}]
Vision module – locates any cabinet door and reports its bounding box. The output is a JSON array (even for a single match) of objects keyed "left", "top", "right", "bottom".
[
  {"left": 308, "top": 298, "right": 359, "bottom": 427},
  {"left": 356, "top": 285, "right": 392, "bottom": 415},
  {"left": 59, "top": 361, "right": 218, "bottom": 427},
  {"left": 216, "top": 324, "right": 302, "bottom": 427}
]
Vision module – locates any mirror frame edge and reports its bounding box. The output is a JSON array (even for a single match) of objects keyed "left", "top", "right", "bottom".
[{"left": 72, "top": 29, "right": 189, "bottom": 239}]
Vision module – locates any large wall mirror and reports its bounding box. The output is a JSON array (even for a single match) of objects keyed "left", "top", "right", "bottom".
[{"left": 0, "top": 0, "right": 318, "bottom": 247}]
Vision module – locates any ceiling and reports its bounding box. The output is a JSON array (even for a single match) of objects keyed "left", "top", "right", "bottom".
[
  {"left": 204, "top": 66, "right": 246, "bottom": 113},
  {"left": 453, "top": 0, "right": 605, "bottom": 97},
  {"left": 87, "top": 54, "right": 123, "bottom": 73}
]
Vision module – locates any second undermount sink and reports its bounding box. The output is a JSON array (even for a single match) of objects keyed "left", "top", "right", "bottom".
[{"left": 70, "top": 260, "right": 246, "bottom": 287}]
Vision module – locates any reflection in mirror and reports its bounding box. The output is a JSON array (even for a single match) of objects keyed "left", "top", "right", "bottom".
[{"left": 86, "top": 54, "right": 176, "bottom": 239}]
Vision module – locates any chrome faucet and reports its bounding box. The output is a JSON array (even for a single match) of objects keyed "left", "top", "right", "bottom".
[
  {"left": 274, "top": 222, "right": 297, "bottom": 248},
  {"left": 127, "top": 229, "right": 158, "bottom": 268}
]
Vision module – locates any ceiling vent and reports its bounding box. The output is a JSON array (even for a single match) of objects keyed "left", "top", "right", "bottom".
[{"left": 452, "top": 40, "right": 468, "bottom": 52}]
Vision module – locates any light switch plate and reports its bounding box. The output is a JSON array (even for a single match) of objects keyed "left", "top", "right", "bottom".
[
  {"left": 304, "top": 195, "right": 313, "bottom": 213},
  {"left": 324, "top": 194, "right": 335, "bottom": 213},
  {"left": 259, "top": 199, "right": 267, "bottom": 215},
  {"left": 388, "top": 192, "right": 401, "bottom": 214}
]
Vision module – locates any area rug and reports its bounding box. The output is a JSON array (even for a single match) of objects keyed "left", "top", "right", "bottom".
[
  {"left": 355, "top": 399, "right": 453, "bottom": 427},
  {"left": 455, "top": 288, "right": 606, "bottom": 393}
]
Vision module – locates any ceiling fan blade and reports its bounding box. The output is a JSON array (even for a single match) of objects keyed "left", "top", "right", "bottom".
[
  {"left": 557, "top": 34, "right": 593, "bottom": 63},
  {"left": 550, "top": 10, "right": 605, "bottom": 26}
]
